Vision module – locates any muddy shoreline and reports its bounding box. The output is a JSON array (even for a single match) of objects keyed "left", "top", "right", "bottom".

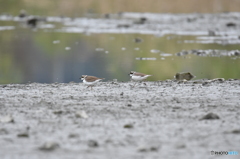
[{"left": 0, "top": 80, "right": 240, "bottom": 159}]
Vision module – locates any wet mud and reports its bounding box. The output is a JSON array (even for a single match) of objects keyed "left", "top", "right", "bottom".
[{"left": 0, "top": 80, "right": 240, "bottom": 159}]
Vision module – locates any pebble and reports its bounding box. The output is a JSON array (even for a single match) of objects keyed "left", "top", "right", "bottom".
[
  {"left": 123, "top": 124, "right": 134, "bottom": 129},
  {"left": 75, "top": 110, "right": 88, "bottom": 118},
  {"left": 137, "top": 145, "right": 159, "bottom": 152},
  {"left": 68, "top": 133, "right": 79, "bottom": 138},
  {"left": 231, "top": 129, "right": 240, "bottom": 134},
  {"left": 127, "top": 104, "right": 132, "bottom": 107},
  {"left": 39, "top": 141, "right": 59, "bottom": 151},
  {"left": 88, "top": 140, "right": 99, "bottom": 148},
  {"left": 211, "top": 78, "right": 225, "bottom": 82},
  {"left": 53, "top": 110, "right": 63, "bottom": 114},
  {"left": 0, "top": 115, "right": 14, "bottom": 123},
  {"left": 17, "top": 132, "right": 29, "bottom": 138},
  {"left": 200, "top": 113, "right": 220, "bottom": 120}
]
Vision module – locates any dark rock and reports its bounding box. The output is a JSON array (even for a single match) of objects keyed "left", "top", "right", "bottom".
[
  {"left": 53, "top": 110, "right": 63, "bottom": 114},
  {"left": 138, "top": 145, "right": 159, "bottom": 152},
  {"left": 149, "top": 146, "right": 159, "bottom": 151},
  {"left": 231, "top": 129, "right": 240, "bottom": 134},
  {"left": 200, "top": 113, "right": 220, "bottom": 120},
  {"left": 226, "top": 22, "right": 236, "bottom": 27},
  {"left": 134, "top": 37, "right": 143, "bottom": 43},
  {"left": 127, "top": 104, "right": 132, "bottom": 107},
  {"left": 138, "top": 146, "right": 148, "bottom": 152},
  {"left": 234, "top": 51, "right": 240, "bottom": 56},
  {"left": 1, "top": 85, "right": 7, "bottom": 88},
  {"left": 88, "top": 140, "right": 99, "bottom": 147},
  {"left": 17, "top": 132, "right": 29, "bottom": 138},
  {"left": 134, "top": 17, "right": 147, "bottom": 24},
  {"left": 68, "top": 133, "right": 79, "bottom": 138},
  {"left": 27, "top": 17, "right": 38, "bottom": 27},
  {"left": 124, "top": 124, "right": 134, "bottom": 128},
  {"left": 202, "top": 81, "right": 211, "bottom": 86}
]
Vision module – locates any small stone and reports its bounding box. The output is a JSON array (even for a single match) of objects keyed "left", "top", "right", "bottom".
[
  {"left": 231, "top": 129, "right": 240, "bottom": 134},
  {"left": 1, "top": 85, "right": 7, "bottom": 88},
  {"left": 234, "top": 51, "right": 240, "bottom": 56},
  {"left": 137, "top": 145, "right": 159, "bottom": 152},
  {"left": 150, "top": 146, "right": 159, "bottom": 151},
  {"left": 202, "top": 81, "right": 211, "bottom": 86},
  {"left": 0, "top": 115, "right": 14, "bottom": 123},
  {"left": 68, "top": 133, "right": 79, "bottom": 138},
  {"left": 134, "top": 37, "right": 143, "bottom": 43},
  {"left": 75, "top": 110, "right": 88, "bottom": 118},
  {"left": 88, "top": 140, "right": 99, "bottom": 147},
  {"left": 200, "top": 113, "right": 220, "bottom": 120},
  {"left": 226, "top": 22, "right": 236, "bottom": 27},
  {"left": 53, "top": 110, "right": 63, "bottom": 114},
  {"left": 127, "top": 104, "right": 132, "bottom": 107},
  {"left": 39, "top": 141, "right": 59, "bottom": 151},
  {"left": 120, "top": 92, "right": 124, "bottom": 96},
  {"left": 193, "top": 81, "right": 203, "bottom": 84},
  {"left": 123, "top": 124, "right": 134, "bottom": 129},
  {"left": 138, "top": 146, "right": 148, "bottom": 152},
  {"left": 175, "top": 144, "right": 186, "bottom": 149},
  {"left": 17, "top": 132, "right": 29, "bottom": 138},
  {"left": 212, "top": 78, "right": 225, "bottom": 82}
]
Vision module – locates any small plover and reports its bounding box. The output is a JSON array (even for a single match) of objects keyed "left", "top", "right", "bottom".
[
  {"left": 129, "top": 71, "right": 152, "bottom": 86},
  {"left": 80, "top": 75, "right": 104, "bottom": 89}
]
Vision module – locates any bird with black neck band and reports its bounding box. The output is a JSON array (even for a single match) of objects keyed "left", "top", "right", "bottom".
[{"left": 129, "top": 71, "right": 152, "bottom": 87}]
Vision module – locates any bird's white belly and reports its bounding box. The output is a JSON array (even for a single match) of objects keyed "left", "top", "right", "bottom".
[
  {"left": 131, "top": 75, "right": 148, "bottom": 81},
  {"left": 83, "top": 79, "right": 101, "bottom": 85}
]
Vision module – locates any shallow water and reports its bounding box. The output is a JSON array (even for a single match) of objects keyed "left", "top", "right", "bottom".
[{"left": 0, "top": 12, "right": 240, "bottom": 83}]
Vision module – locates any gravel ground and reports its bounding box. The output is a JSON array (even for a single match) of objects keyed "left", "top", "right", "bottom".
[{"left": 0, "top": 80, "right": 240, "bottom": 159}]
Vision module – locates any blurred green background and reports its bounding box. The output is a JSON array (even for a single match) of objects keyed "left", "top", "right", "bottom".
[
  {"left": 0, "top": 0, "right": 240, "bottom": 83},
  {"left": 2, "top": 0, "right": 240, "bottom": 16}
]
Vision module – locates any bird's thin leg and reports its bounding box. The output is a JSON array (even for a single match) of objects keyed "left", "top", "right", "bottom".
[
  {"left": 133, "top": 82, "right": 137, "bottom": 87},
  {"left": 143, "top": 79, "right": 147, "bottom": 86}
]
